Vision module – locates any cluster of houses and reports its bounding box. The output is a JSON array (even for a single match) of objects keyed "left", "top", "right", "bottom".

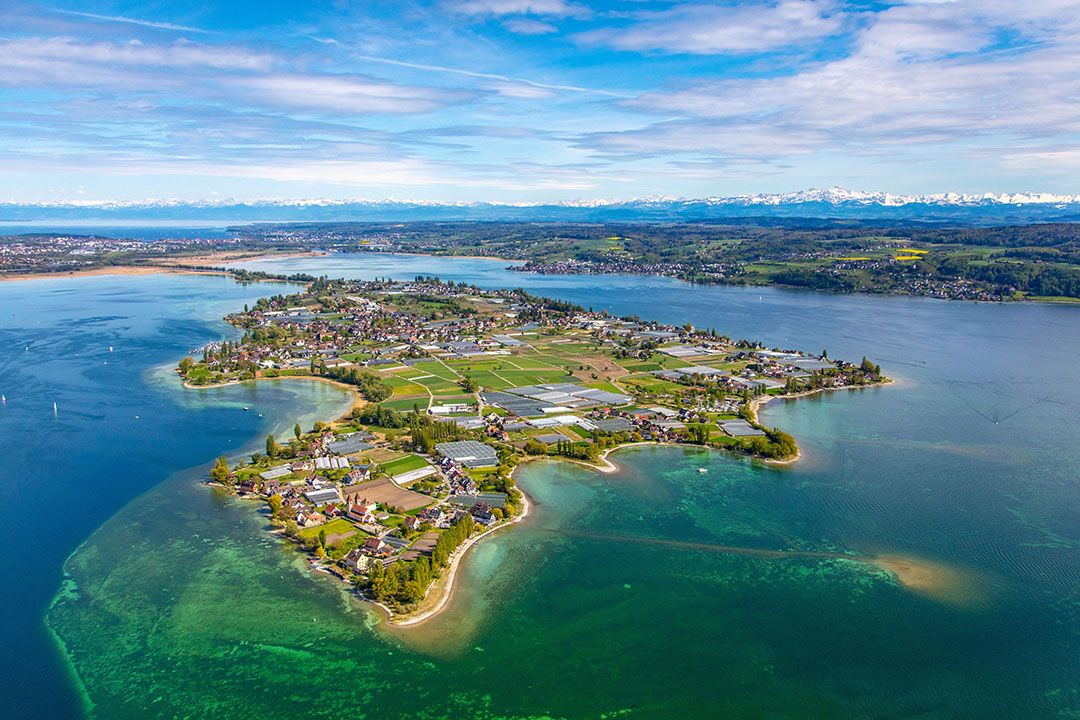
[
  {"left": 240, "top": 417, "right": 516, "bottom": 578},
  {"left": 200, "top": 282, "right": 532, "bottom": 376}
]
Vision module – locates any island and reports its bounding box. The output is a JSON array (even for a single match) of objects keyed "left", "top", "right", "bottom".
[{"left": 179, "top": 277, "right": 888, "bottom": 623}]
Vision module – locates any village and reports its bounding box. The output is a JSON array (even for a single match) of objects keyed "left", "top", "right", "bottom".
[{"left": 181, "top": 277, "right": 887, "bottom": 619}]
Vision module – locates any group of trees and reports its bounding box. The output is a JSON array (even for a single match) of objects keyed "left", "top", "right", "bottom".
[
  {"left": 319, "top": 365, "right": 393, "bottom": 402},
  {"left": 353, "top": 404, "right": 406, "bottom": 428},
  {"left": 408, "top": 414, "right": 469, "bottom": 454},
  {"left": 209, "top": 456, "right": 232, "bottom": 485},
  {"left": 548, "top": 438, "right": 602, "bottom": 462},
  {"left": 367, "top": 514, "right": 475, "bottom": 605},
  {"left": 736, "top": 428, "right": 798, "bottom": 459},
  {"left": 430, "top": 514, "right": 475, "bottom": 567}
]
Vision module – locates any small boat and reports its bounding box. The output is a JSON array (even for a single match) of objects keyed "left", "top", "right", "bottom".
[
  {"left": 109, "top": 346, "right": 113, "bottom": 352},
  {"left": 53, "top": 401, "right": 58, "bottom": 417},
  {"left": 698, "top": 467, "right": 708, "bottom": 474},
  {"left": 242, "top": 406, "right": 250, "bottom": 411}
]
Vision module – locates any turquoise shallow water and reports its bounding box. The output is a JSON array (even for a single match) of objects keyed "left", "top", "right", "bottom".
[{"left": 2, "top": 256, "right": 1078, "bottom": 718}]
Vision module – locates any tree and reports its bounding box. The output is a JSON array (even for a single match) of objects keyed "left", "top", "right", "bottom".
[
  {"left": 318, "top": 529, "right": 327, "bottom": 548},
  {"left": 268, "top": 494, "right": 283, "bottom": 518},
  {"left": 266, "top": 434, "right": 280, "bottom": 458},
  {"left": 178, "top": 356, "right": 194, "bottom": 375},
  {"left": 210, "top": 456, "right": 231, "bottom": 485},
  {"left": 523, "top": 439, "right": 548, "bottom": 456},
  {"left": 294, "top": 423, "right": 302, "bottom": 440}
]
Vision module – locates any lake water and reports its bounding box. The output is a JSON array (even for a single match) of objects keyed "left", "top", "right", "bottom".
[
  {"left": 0, "top": 222, "right": 238, "bottom": 240},
  {"left": 2, "top": 254, "right": 1078, "bottom": 718}
]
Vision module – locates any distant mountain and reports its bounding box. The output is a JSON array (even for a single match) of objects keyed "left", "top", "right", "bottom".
[{"left": 4, "top": 187, "right": 1080, "bottom": 225}]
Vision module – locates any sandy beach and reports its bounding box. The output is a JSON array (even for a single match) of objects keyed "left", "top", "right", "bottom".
[
  {"left": 388, "top": 482, "right": 533, "bottom": 627},
  {"left": 0, "top": 265, "right": 228, "bottom": 282},
  {"left": 149, "top": 249, "right": 327, "bottom": 266},
  {"left": 0, "top": 250, "right": 325, "bottom": 283}
]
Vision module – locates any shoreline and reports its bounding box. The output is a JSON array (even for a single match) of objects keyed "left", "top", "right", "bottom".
[
  {"left": 387, "top": 475, "right": 533, "bottom": 627},
  {"left": 359, "top": 249, "right": 522, "bottom": 264},
  {"left": 183, "top": 373, "right": 368, "bottom": 423},
  {"left": 0, "top": 250, "right": 324, "bottom": 283},
  {"left": 0, "top": 265, "right": 230, "bottom": 282},
  {"left": 375, "top": 436, "right": 785, "bottom": 628},
  {"left": 750, "top": 379, "right": 895, "bottom": 466},
  {"left": 186, "top": 374, "right": 888, "bottom": 629},
  {"left": 5, "top": 245, "right": 1075, "bottom": 305}
]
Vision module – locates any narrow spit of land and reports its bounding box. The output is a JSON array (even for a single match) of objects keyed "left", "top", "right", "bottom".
[
  {"left": 182, "top": 276, "right": 889, "bottom": 625},
  {"left": 0, "top": 250, "right": 326, "bottom": 283}
]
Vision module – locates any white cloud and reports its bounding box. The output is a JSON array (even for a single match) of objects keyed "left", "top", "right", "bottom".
[
  {"left": 54, "top": 10, "right": 216, "bottom": 34},
  {"left": 449, "top": 0, "right": 589, "bottom": 18},
  {"left": 577, "top": 0, "right": 845, "bottom": 55},
  {"left": 0, "top": 37, "right": 462, "bottom": 115},
  {"left": 0, "top": 37, "right": 270, "bottom": 78},
  {"left": 580, "top": 119, "right": 826, "bottom": 161},
  {"left": 502, "top": 18, "right": 559, "bottom": 34},
  {"left": 486, "top": 81, "right": 556, "bottom": 98},
  {"left": 243, "top": 73, "right": 460, "bottom": 114},
  {"left": 353, "top": 54, "right": 629, "bottom": 97},
  {"left": 603, "top": 0, "right": 1080, "bottom": 161}
]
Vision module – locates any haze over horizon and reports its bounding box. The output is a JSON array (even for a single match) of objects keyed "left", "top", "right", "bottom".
[{"left": 3, "top": 0, "right": 1080, "bottom": 203}]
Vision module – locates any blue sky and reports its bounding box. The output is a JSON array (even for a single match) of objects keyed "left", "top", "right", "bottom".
[{"left": 1, "top": 0, "right": 1078, "bottom": 202}]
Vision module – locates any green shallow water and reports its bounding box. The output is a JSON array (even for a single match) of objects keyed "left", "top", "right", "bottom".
[{"left": 48, "top": 441, "right": 1073, "bottom": 719}]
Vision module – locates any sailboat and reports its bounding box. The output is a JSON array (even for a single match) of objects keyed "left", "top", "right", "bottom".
[{"left": 53, "top": 401, "right": 58, "bottom": 417}]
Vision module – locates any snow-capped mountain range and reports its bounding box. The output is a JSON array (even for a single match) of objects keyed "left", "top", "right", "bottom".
[{"left": 4, "top": 188, "right": 1080, "bottom": 225}]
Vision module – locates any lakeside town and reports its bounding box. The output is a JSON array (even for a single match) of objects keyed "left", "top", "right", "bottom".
[
  {"left": 181, "top": 277, "right": 887, "bottom": 621},
  {"left": 5, "top": 222, "right": 1079, "bottom": 301}
]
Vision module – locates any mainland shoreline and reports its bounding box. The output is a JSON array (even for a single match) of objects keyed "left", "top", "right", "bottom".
[{"left": 0, "top": 250, "right": 325, "bottom": 283}]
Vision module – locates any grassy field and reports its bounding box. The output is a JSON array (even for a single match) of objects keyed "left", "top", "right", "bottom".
[
  {"left": 299, "top": 517, "right": 355, "bottom": 541},
  {"left": 409, "top": 360, "right": 460, "bottom": 381},
  {"left": 379, "top": 397, "right": 429, "bottom": 412},
  {"left": 411, "top": 375, "right": 462, "bottom": 395},
  {"left": 380, "top": 454, "right": 431, "bottom": 477}
]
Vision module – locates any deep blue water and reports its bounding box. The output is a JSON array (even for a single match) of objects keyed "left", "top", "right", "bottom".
[
  {"left": 0, "top": 274, "right": 353, "bottom": 718},
  {"left": 2, "top": 253, "right": 1079, "bottom": 718}
]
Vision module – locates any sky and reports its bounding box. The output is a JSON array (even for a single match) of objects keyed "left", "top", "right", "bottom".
[{"left": 1, "top": 0, "right": 1079, "bottom": 203}]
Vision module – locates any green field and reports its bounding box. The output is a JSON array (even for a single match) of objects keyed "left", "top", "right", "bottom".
[
  {"left": 378, "top": 397, "right": 428, "bottom": 412},
  {"left": 299, "top": 517, "right": 355, "bottom": 540},
  {"left": 409, "top": 361, "right": 460, "bottom": 381},
  {"left": 412, "top": 375, "right": 462, "bottom": 395},
  {"left": 380, "top": 454, "right": 431, "bottom": 477}
]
